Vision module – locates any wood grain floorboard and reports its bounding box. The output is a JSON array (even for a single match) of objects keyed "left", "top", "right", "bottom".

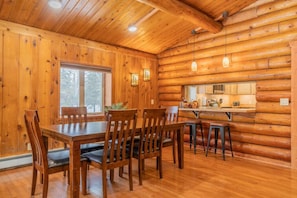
[{"left": 1, "top": 145, "right": 297, "bottom": 198}]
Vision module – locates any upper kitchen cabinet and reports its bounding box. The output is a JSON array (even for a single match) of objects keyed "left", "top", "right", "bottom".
[
  {"left": 224, "top": 84, "right": 238, "bottom": 95},
  {"left": 237, "top": 82, "right": 256, "bottom": 95}
]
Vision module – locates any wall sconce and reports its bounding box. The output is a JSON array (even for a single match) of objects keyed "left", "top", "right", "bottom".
[
  {"left": 131, "top": 73, "right": 139, "bottom": 86},
  {"left": 143, "top": 69, "right": 150, "bottom": 81},
  {"left": 222, "top": 11, "right": 230, "bottom": 68}
]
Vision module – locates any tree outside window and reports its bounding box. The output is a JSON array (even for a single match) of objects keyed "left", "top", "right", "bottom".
[{"left": 60, "top": 64, "right": 111, "bottom": 114}]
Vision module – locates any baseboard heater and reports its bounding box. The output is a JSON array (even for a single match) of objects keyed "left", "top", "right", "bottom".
[
  {"left": 0, "top": 153, "right": 32, "bottom": 170},
  {"left": 0, "top": 149, "right": 65, "bottom": 171}
]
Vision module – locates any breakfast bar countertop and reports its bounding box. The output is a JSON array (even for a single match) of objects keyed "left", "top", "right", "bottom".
[
  {"left": 179, "top": 107, "right": 256, "bottom": 120},
  {"left": 179, "top": 107, "right": 256, "bottom": 113}
]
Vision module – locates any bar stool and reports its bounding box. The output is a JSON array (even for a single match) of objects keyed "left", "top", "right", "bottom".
[
  {"left": 185, "top": 119, "right": 205, "bottom": 154},
  {"left": 205, "top": 122, "right": 233, "bottom": 160}
]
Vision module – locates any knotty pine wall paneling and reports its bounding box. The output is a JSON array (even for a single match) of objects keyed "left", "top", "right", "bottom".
[
  {"left": 2, "top": 31, "right": 20, "bottom": 156},
  {"left": 158, "top": 0, "right": 296, "bottom": 167},
  {"left": 0, "top": 20, "right": 158, "bottom": 158},
  {"left": 0, "top": 31, "right": 3, "bottom": 157}
]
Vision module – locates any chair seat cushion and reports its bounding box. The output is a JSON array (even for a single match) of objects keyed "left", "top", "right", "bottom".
[
  {"left": 210, "top": 122, "right": 229, "bottom": 127},
  {"left": 48, "top": 149, "right": 88, "bottom": 168},
  {"left": 80, "top": 142, "right": 104, "bottom": 154},
  {"left": 162, "top": 137, "right": 173, "bottom": 145},
  {"left": 82, "top": 150, "right": 105, "bottom": 163},
  {"left": 133, "top": 142, "right": 160, "bottom": 157},
  {"left": 82, "top": 148, "right": 129, "bottom": 164},
  {"left": 48, "top": 149, "right": 70, "bottom": 167},
  {"left": 185, "top": 119, "right": 202, "bottom": 125}
]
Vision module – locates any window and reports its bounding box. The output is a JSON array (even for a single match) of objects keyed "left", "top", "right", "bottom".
[{"left": 60, "top": 63, "right": 112, "bottom": 114}]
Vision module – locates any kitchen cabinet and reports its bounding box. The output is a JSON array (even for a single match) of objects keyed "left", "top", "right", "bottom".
[
  {"left": 205, "top": 85, "right": 213, "bottom": 94},
  {"left": 251, "top": 82, "right": 256, "bottom": 94},
  {"left": 224, "top": 84, "right": 237, "bottom": 94},
  {"left": 237, "top": 83, "right": 254, "bottom": 94}
]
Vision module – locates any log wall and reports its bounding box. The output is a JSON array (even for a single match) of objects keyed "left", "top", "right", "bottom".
[
  {"left": 0, "top": 20, "right": 158, "bottom": 157},
  {"left": 158, "top": 0, "right": 297, "bottom": 167}
]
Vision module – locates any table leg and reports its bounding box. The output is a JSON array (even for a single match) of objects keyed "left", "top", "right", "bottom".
[
  {"left": 177, "top": 125, "right": 184, "bottom": 169},
  {"left": 69, "top": 142, "right": 81, "bottom": 198}
]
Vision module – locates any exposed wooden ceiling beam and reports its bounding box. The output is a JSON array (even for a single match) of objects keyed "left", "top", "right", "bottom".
[
  {"left": 137, "top": 0, "right": 223, "bottom": 33},
  {"left": 134, "top": 8, "right": 159, "bottom": 26}
]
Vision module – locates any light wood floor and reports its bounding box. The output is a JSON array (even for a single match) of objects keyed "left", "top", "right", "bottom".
[{"left": 1, "top": 145, "right": 297, "bottom": 198}]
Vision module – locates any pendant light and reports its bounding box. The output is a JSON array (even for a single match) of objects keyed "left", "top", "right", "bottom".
[
  {"left": 222, "top": 11, "right": 229, "bottom": 68},
  {"left": 191, "top": 30, "right": 198, "bottom": 71}
]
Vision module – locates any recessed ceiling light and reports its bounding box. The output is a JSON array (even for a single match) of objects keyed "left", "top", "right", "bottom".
[
  {"left": 48, "top": 0, "right": 62, "bottom": 9},
  {"left": 128, "top": 25, "right": 137, "bottom": 32}
]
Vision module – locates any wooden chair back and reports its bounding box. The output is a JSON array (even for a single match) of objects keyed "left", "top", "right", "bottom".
[
  {"left": 25, "top": 110, "right": 85, "bottom": 197},
  {"left": 81, "top": 109, "right": 138, "bottom": 197},
  {"left": 61, "top": 106, "right": 103, "bottom": 153},
  {"left": 134, "top": 108, "right": 166, "bottom": 185},
  {"left": 159, "top": 105, "right": 179, "bottom": 140},
  {"left": 165, "top": 106, "right": 179, "bottom": 122},
  {"left": 61, "top": 106, "right": 87, "bottom": 123},
  {"left": 24, "top": 110, "right": 48, "bottom": 169},
  {"left": 164, "top": 106, "right": 179, "bottom": 138},
  {"left": 140, "top": 108, "right": 166, "bottom": 156},
  {"left": 162, "top": 106, "right": 179, "bottom": 164},
  {"left": 103, "top": 109, "right": 138, "bottom": 166}
]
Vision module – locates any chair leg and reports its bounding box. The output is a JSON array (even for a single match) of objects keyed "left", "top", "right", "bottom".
[
  {"left": 227, "top": 126, "right": 234, "bottom": 157},
  {"left": 193, "top": 124, "right": 197, "bottom": 154},
  {"left": 31, "top": 167, "right": 37, "bottom": 195},
  {"left": 42, "top": 175, "right": 49, "bottom": 198},
  {"left": 102, "top": 169, "right": 107, "bottom": 198},
  {"left": 172, "top": 135, "right": 176, "bottom": 164},
  {"left": 40, "top": 173, "right": 43, "bottom": 184},
  {"left": 63, "top": 143, "right": 68, "bottom": 177},
  {"left": 119, "top": 166, "right": 124, "bottom": 177},
  {"left": 220, "top": 127, "right": 226, "bottom": 160},
  {"left": 138, "top": 158, "right": 143, "bottom": 185},
  {"left": 67, "top": 169, "right": 70, "bottom": 185},
  {"left": 110, "top": 169, "right": 114, "bottom": 182},
  {"left": 142, "top": 159, "right": 145, "bottom": 171},
  {"left": 158, "top": 156, "right": 163, "bottom": 179},
  {"left": 129, "top": 160, "right": 133, "bottom": 191},
  {"left": 214, "top": 128, "right": 218, "bottom": 154},
  {"left": 205, "top": 126, "right": 212, "bottom": 157},
  {"left": 200, "top": 124, "right": 205, "bottom": 151},
  {"left": 189, "top": 125, "right": 193, "bottom": 149}
]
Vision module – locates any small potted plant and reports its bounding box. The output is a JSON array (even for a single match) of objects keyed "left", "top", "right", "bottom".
[
  {"left": 104, "top": 102, "right": 128, "bottom": 122},
  {"left": 104, "top": 102, "right": 128, "bottom": 114}
]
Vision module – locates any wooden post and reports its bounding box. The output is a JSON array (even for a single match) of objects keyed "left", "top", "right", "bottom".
[{"left": 290, "top": 40, "right": 297, "bottom": 169}]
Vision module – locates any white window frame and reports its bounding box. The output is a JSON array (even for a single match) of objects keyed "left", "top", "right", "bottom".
[{"left": 60, "top": 62, "right": 112, "bottom": 114}]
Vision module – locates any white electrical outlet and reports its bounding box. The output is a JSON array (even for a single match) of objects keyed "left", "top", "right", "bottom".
[
  {"left": 280, "top": 98, "right": 289, "bottom": 106},
  {"left": 151, "top": 99, "right": 154, "bottom": 105},
  {"left": 27, "top": 143, "right": 32, "bottom": 151}
]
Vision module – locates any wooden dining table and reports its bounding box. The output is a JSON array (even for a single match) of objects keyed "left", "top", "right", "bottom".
[{"left": 41, "top": 119, "right": 185, "bottom": 198}]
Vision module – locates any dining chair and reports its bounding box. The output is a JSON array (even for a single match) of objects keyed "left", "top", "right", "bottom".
[
  {"left": 61, "top": 106, "right": 104, "bottom": 153},
  {"left": 24, "top": 109, "right": 87, "bottom": 198},
  {"left": 133, "top": 108, "right": 166, "bottom": 185},
  {"left": 81, "top": 109, "right": 138, "bottom": 198},
  {"left": 162, "top": 106, "right": 179, "bottom": 164}
]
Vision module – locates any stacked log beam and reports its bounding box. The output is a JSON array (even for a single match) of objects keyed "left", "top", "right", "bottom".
[{"left": 160, "top": 0, "right": 295, "bottom": 166}]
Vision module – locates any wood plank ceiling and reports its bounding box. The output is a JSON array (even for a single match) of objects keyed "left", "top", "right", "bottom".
[{"left": 0, "top": 0, "right": 257, "bottom": 54}]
